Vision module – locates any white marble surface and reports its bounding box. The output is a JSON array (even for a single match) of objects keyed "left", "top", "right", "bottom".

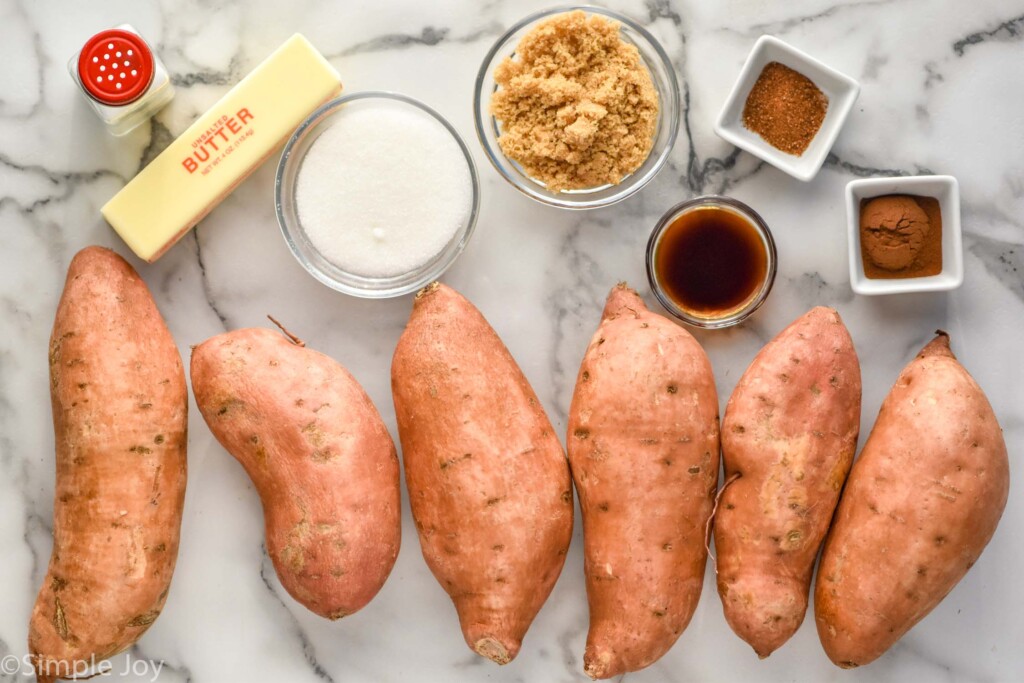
[{"left": 1, "top": 0, "right": 1022, "bottom": 681}]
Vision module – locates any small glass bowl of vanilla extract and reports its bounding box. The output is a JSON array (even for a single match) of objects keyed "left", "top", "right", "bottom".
[{"left": 646, "top": 196, "right": 777, "bottom": 328}]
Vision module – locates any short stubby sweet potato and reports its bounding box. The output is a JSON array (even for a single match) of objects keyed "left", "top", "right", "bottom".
[
  {"left": 815, "top": 332, "right": 1009, "bottom": 668},
  {"left": 391, "top": 282, "right": 573, "bottom": 665},
  {"left": 30, "top": 246, "right": 188, "bottom": 683},
  {"left": 191, "top": 326, "right": 400, "bottom": 619},
  {"left": 567, "top": 284, "right": 720, "bottom": 679},
  {"left": 714, "top": 307, "right": 861, "bottom": 658}
]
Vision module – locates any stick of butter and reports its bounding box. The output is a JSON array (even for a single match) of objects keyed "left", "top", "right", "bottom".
[{"left": 102, "top": 34, "right": 342, "bottom": 262}]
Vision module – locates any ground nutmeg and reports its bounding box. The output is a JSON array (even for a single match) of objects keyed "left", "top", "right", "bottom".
[{"left": 742, "top": 61, "right": 828, "bottom": 156}]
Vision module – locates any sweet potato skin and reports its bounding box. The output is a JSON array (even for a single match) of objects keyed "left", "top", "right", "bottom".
[
  {"left": 191, "top": 327, "right": 400, "bottom": 619},
  {"left": 30, "top": 246, "right": 187, "bottom": 682},
  {"left": 567, "top": 284, "right": 720, "bottom": 679},
  {"left": 391, "top": 282, "right": 573, "bottom": 665},
  {"left": 714, "top": 307, "right": 861, "bottom": 658},
  {"left": 815, "top": 332, "right": 1009, "bottom": 668}
]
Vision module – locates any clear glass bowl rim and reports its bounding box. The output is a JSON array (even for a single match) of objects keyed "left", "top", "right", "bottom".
[{"left": 275, "top": 91, "right": 481, "bottom": 298}]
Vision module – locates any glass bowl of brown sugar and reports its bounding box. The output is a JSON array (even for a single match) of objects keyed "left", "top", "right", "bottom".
[{"left": 474, "top": 6, "right": 680, "bottom": 209}]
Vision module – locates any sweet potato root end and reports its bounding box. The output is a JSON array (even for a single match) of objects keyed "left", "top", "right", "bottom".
[
  {"left": 473, "top": 637, "right": 512, "bottom": 665},
  {"left": 583, "top": 647, "right": 614, "bottom": 680}
]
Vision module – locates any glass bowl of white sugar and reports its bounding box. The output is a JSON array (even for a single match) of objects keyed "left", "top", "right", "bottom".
[{"left": 276, "top": 92, "right": 480, "bottom": 298}]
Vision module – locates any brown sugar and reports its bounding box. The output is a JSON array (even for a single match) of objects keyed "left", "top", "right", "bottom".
[
  {"left": 489, "top": 10, "right": 659, "bottom": 191},
  {"left": 859, "top": 195, "right": 943, "bottom": 279},
  {"left": 742, "top": 62, "right": 828, "bottom": 156}
]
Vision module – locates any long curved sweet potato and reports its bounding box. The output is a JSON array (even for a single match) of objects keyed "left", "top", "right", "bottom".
[
  {"left": 815, "top": 332, "right": 1009, "bottom": 668},
  {"left": 30, "top": 246, "right": 187, "bottom": 682},
  {"left": 191, "top": 326, "right": 400, "bottom": 619},
  {"left": 567, "top": 284, "right": 720, "bottom": 679},
  {"left": 391, "top": 282, "right": 573, "bottom": 665},
  {"left": 714, "top": 306, "right": 861, "bottom": 658}
]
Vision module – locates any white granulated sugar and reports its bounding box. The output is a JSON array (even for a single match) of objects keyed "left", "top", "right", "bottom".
[{"left": 295, "top": 101, "right": 472, "bottom": 278}]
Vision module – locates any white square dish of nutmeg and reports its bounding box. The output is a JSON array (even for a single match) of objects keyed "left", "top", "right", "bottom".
[
  {"left": 846, "top": 175, "right": 964, "bottom": 295},
  {"left": 715, "top": 35, "right": 860, "bottom": 182}
]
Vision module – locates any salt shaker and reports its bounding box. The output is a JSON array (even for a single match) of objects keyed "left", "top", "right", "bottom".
[{"left": 68, "top": 25, "right": 174, "bottom": 136}]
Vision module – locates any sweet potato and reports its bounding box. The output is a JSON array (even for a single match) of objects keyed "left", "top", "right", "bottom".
[
  {"left": 191, "top": 326, "right": 400, "bottom": 619},
  {"left": 815, "top": 332, "right": 1009, "bottom": 668},
  {"left": 567, "top": 283, "right": 720, "bottom": 679},
  {"left": 30, "top": 246, "right": 187, "bottom": 682},
  {"left": 391, "top": 282, "right": 573, "bottom": 665},
  {"left": 714, "top": 307, "right": 861, "bottom": 658}
]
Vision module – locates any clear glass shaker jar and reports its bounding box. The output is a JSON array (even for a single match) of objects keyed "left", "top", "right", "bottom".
[{"left": 68, "top": 25, "right": 174, "bottom": 136}]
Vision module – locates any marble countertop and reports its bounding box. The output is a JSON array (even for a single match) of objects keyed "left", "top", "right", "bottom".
[{"left": 1, "top": 0, "right": 1022, "bottom": 681}]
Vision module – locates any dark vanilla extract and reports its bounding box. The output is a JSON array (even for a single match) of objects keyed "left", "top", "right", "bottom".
[{"left": 654, "top": 207, "right": 768, "bottom": 316}]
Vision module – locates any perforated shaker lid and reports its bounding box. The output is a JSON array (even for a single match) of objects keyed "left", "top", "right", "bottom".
[{"left": 77, "top": 29, "right": 155, "bottom": 106}]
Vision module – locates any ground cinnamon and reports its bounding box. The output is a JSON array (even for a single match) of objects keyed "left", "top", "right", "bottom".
[
  {"left": 742, "top": 61, "right": 828, "bottom": 156},
  {"left": 859, "top": 194, "right": 943, "bottom": 279}
]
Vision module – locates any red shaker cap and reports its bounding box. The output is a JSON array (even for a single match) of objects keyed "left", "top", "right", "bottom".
[{"left": 78, "top": 29, "right": 155, "bottom": 106}]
